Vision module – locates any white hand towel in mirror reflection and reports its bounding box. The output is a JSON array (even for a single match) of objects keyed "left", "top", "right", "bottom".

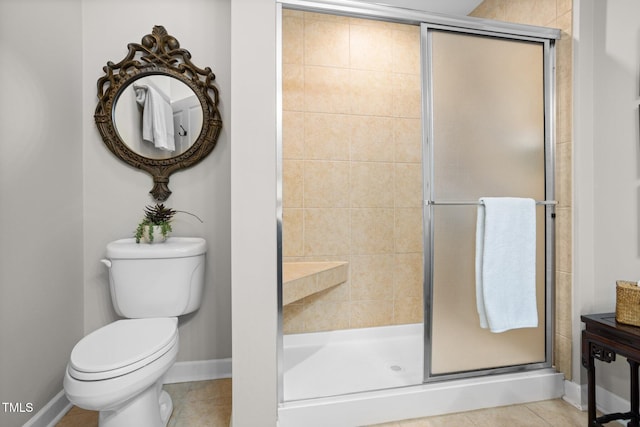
[{"left": 134, "top": 84, "right": 175, "bottom": 152}]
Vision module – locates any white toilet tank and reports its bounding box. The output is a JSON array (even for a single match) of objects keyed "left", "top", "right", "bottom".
[{"left": 103, "top": 237, "right": 206, "bottom": 318}]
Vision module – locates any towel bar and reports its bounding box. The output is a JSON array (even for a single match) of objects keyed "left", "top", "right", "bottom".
[{"left": 426, "top": 200, "right": 557, "bottom": 206}]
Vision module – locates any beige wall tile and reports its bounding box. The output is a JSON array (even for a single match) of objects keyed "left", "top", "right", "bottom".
[
  {"left": 304, "top": 11, "right": 350, "bottom": 24},
  {"left": 394, "top": 118, "right": 423, "bottom": 163},
  {"left": 351, "top": 115, "right": 395, "bottom": 162},
  {"left": 348, "top": 16, "right": 397, "bottom": 30},
  {"left": 503, "top": 0, "right": 556, "bottom": 27},
  {"left": 304, "top": 160, "right": 350, "bottom": 208},
  {"left": 285, "top": 274, "right": 317, "bottom": 306},
  {"left": 554, "top": 333, "right": 572, "bottom": 379},
  {"left": 351, "top": 208, "right": 395, "bottom": 254},
  {"left": 305, "top": 300, "right": 351, "bottom": 331},
  {"left": 283, "top": 13, "right": 425, "bottom": 333},
  {"left": 392, "top": 73, "right": 421, "bottom": 118},
  {"left": 556, "top": 35, "right": 573, "bottom": 144},
  {"left": 351, "top": 162, "right": 394, "bottom": 208},
  {"left": 315, "top": 263, "right": 349, "bottom": 293},
  {"left": 393, "top": 296, "right": 423, "bottom": 325},
  {"left": 351, "top": 254, "right": 394, "bottom": 300},
  {"left": 283, "top": 160, "right": 303, "bottom": 208},
  {"left": 304, "top": 208, "right": 350, "bottom": 256},
  {"left": 395, "top": 208, "right": 424, "bottom": 253},
  {"left": 283, "top": 111, "right": 304, "bottom": 159},
  {"left": 283, "top": 9, "right": 303, "bottom": 18},
  {"left": 555, "top": 271, "right": 572, "bottom": 338},
  {"left": 557, "top": 9, "right": 572, "bottom": 35},
  {"left": 556, "top": 142, "right": 571, "bottom": 208},
  {"left": 555, "top": 207, "right": 572, "bottom": 273},
  {"left": 305, "top": 66, "right": 351, "bottom": 113},
  {"left": 305, "top": 113, "right": 351, "bottom": 160},
  {"left": 304, "top": 280, "right": 350, "bottom": 303},
  {"left": 350, "top": 69, "right": 394, "bottom": 116},
  {"left": 351, "top": 300, "right": 394, "bottom": 328},
  {"left": 391, "top": 27, "right": 421, "bottom": 75},
  {"left": 283, "top": 303, "right": 305, "bottom": 334},
  {"left": 395, "top": 163, "right": 423, "bottom": 208},
  {"left": 469, "top": 0, "right": 505, "bottom": 21},
  {"left": 350, "top": 24, "right": 393, "bottom": 72},
  {"left": 304, "top": 19, "right": 350, "bottom": 67},
  {"left": 394, "top": 252, "right": 423, "bottom": 299},
  {"left": 557, "top": 0, "right": 572, "bottom": 16},
  {"left": 282, "top": 208, "right": 303, "bottom": 257},
  {"left": 282, "top": 16, "right": 303, "bottom": 65},
  {"left": 283, "top": 64, "right": 304, "bottom": 111}
]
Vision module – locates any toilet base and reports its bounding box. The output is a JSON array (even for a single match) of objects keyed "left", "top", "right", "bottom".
[{"left": 98, "top": 380, "right": 173, "bottom": 427}]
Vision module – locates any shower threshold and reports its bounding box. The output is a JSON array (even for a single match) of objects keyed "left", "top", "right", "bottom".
[{"left": 283, "top": 323, "right": 423, "bottom": 401}]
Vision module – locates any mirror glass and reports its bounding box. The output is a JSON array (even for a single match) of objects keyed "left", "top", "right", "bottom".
[{"left": 113, "top": 75, "right": 204, "bottom": 160}]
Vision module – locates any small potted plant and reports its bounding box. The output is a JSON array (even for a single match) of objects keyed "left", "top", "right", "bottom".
[{"left": 134, "top": 203, "right": 202, "bottom": 243}]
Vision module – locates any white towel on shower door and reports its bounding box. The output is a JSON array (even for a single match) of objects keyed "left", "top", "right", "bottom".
[{"left": 475, "top": 197, "right": 537, "bottom": 333}]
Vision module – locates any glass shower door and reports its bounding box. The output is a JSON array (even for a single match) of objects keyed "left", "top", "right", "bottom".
[{"left": 422, "top": 26, "right": 554, "bottom": 379}]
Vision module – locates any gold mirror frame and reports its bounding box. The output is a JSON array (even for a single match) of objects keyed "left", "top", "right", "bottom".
[{"left": 95, "top": 26, "right": 222, "bottom": 201}]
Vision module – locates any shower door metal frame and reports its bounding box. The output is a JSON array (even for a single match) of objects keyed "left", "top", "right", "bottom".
[
  {"left": 276, "top": 0, "right": 561, "bottom": 404},
  {"left": 421, "top": 23, "right": 559, "bottom": 382}
]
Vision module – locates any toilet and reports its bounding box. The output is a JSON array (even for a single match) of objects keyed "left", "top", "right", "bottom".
[{"left": 64, "top": 237, "right": 206, "bottom": 427}]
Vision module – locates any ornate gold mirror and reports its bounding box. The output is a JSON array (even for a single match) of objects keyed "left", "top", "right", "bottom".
[{"left": 95, "top": 26, "right": 222, "bottom": 201}]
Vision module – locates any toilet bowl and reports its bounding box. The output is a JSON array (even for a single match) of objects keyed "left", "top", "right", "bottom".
[
  {"left": 64, "top": 318, "right": 179, "bottom": 427},
  {"left": 64, "top": 237, "right": 206, "bottom": 427}
]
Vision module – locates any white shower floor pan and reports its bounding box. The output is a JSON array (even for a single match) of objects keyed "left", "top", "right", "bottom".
[
  {"left": 283, "top": 323, "right": 424, "bottom": 401},
  {"left": 280, "top": 323, "right": 564, "bottom": 427}
]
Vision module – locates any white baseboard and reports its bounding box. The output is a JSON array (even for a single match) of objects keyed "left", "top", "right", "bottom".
[
  {"left": 164, "top": 358, "right": 232, "bottom": 384},
  {"left": 23, "top": 358, "right": 231, "bottom": 427},
  {"left": 562, "top": 379, "right": 586, "bottom": 410},
  {"left": 21, "top": 390, "right": 72, "bottom": 427},
  {"left": 595, "top": 384, "right": 630, "bottom": 426},
  {"left": 563, "top": 379, "right": 629, "bottom": 426}
]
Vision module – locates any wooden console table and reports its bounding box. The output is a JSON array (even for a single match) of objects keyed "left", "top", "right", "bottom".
[{"left": 582, "top": 313, "right": 640, "bottom": 427}]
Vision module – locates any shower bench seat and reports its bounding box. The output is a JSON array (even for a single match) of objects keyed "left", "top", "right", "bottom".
[{"left": 282, "top": 261, "right": 348, "bottom": 306}]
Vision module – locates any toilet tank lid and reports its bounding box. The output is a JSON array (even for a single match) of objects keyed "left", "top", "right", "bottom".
[{"left": 106, "top": 237, "right": 206, "bottom": 259}]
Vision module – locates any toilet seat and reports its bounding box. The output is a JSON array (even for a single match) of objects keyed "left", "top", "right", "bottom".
[{"left": 69, "top": 317, "right": 178, "bottom": 381}]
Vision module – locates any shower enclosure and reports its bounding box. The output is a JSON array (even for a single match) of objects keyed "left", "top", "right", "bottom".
[{"left": 277, "top": 1, "right": 561, "bottom": 425}]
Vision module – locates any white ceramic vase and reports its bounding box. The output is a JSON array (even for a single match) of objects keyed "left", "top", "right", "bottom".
[{"left": 141, "top": 225, "right": 168, "bottom": 243}]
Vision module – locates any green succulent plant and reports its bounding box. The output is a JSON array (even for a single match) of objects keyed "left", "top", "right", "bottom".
[
  {"left": 135, "top": 204, "right": 175, "bottom": 243},
  {"left": 134, "top": 204, "right": 202, "bottom": 243}
]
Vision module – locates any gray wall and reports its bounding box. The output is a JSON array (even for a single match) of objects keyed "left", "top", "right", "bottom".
[
  {"left": 0, "top": 1, "right": 231, "bottom": 426},
  {"left": 81, "top": 0, "right": 231, "bottom": 361},
  {"left": 574, "top": 0, "right": 640, "bottom": 400},
  {"left": 0, "top": 1, "right": 84, "bottom": 426}
]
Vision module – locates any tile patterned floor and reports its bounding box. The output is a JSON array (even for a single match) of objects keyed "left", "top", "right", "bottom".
[
  {"left": 57, "top": 379, "right": 618, "bottom": 427},
  {"left": 56, "top": 379, "right": 232, "bottom": 427},
  {"left": 369, "top": 398, "right": 620, "bottom": 427}
]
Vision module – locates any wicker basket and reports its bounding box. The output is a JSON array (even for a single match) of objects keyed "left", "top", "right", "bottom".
[{"left": 616, "top": 280, "right": 640, "bottom": 326}]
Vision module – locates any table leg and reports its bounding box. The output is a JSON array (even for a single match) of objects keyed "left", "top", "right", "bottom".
[
  {"left": 586, "top": 340, "right": 596, "bottom": 427},
  {"left": 630, "top": 359, "right": 639, "bottom": 427}
]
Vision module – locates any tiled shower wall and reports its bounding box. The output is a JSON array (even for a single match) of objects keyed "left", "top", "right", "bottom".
[
  {"left": 281, "top": 11, "right": 424, "bottom": 334},
  {"left": 470, "top": 0, "right": 573, "bottom": 380}
]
